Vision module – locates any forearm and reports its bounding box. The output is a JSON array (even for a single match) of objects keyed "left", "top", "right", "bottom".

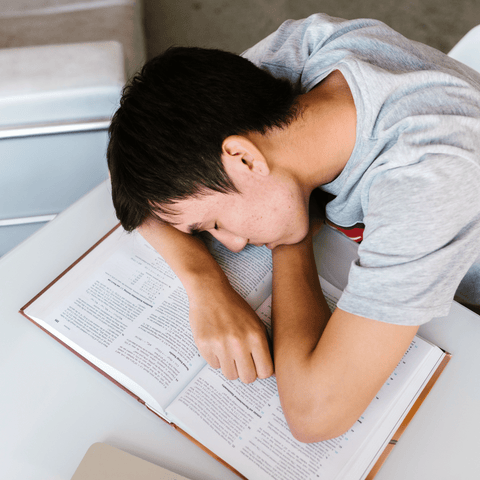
[
  {"left": 271, "top": 235, "right": 330, "bottom": 367},
  {"left": 271, "top": 234, "right": 419, "bottom": 443},
  {"left": 271, "top": 234, "right": 336, "bottom": 441},
  {"left": 138, "top": 216, "right": 229, "bottom": 294}
]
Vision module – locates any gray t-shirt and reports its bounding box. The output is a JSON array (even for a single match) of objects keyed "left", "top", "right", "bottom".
[{"left": 243, "top": 14, "right": 480, "bottom": 325}]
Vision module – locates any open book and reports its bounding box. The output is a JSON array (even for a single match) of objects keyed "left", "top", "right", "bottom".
[{"left": 20, "top": 225, "right": 450, "bottom": 480}]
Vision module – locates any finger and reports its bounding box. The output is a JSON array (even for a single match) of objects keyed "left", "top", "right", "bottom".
[
  {"left": 201, "top": 350, "right": 221, "bottom": 370},
  {"left": 218, "top": 357, "right": 239, "bottom": 381},
  {"left": 251, "top": 338, "right": 275, "bottom": 379},
  {"left": 234, "top": 353, "right": 258, "bottom": 384}
]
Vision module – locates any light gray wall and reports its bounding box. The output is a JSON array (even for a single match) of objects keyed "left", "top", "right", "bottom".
[{"left": 143, "top": 0, "right": 480, "bottom": 59}]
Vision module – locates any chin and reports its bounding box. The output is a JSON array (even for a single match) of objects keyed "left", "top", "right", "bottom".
[
  {"left": 265, "top": 239, "right": 282, "bottom": 250},
  {"left": 265, "top": 222, "right": 310, "bottom": 250},
  {"left": 292, "top": 226, "right": 309, "bottom": 244},
  {"left": 267, "top": 235, "right": 303, "bottom": 250}
]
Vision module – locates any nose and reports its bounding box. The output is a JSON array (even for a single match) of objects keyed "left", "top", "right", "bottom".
[{"left": 212, "top": 230, "right": 248, "bottom": 253}]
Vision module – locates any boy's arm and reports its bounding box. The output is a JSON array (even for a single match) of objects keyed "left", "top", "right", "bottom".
[
  {"left": 138, "top": 216, "right": 274, "bottom": 384},
  {"left": 271, "top": 232, "right": 418, "bottom": 443}
]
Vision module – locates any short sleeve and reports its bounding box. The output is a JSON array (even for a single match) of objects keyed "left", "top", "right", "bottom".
[
  {"left": 242, "top": 14, "right": 387, "bottom": 88},
  {"left": 337, "top": 153, "right": 480, "bottom": 325}
]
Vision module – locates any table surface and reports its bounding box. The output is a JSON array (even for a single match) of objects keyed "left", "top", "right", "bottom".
[{"left": 1, "top": 181, "right": 479, "bottom": 480}]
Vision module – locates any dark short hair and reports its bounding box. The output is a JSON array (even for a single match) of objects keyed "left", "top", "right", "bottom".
[{"left": 107, "top": 46, "right": 301, "bottom": 231}]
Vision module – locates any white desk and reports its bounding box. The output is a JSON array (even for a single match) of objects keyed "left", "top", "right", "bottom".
[{"left": 1, "top": 181, "right": 479, "bottom": 480}]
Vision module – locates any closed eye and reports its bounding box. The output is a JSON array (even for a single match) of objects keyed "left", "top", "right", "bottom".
[
  {"left": 188, "top": 222, "right": 203, "bottom": 235},
  {"left": 189, "top": 222, "right": 217, "bottom": 236}
]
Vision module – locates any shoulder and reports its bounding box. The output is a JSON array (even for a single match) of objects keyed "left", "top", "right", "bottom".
[
  {"left": 242, "top": 14, "right": 389, "bottom": 61},
  {"left": 241, "top": 14, "right": 387, "bottom": 85}
]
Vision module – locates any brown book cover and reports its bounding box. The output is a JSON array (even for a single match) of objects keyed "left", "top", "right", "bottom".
[{"left": 365, "top": 352, "right": 451, "bottom": 480}]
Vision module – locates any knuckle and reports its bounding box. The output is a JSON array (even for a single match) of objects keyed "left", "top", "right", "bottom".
[
  {"left": 195, "top": 334, "right": 212, "bottom": 347},
  {"left": 225, "top": 334, "right": 243, "bottom": 350},
  {"left": 195, "top": 338, "right": 209, "bottom": 350},
  {"left": 247, "top": 326, "right": 267, "bottom": 342},
  {"left": 198, "top": 336, "right": 226, "bottom": 354},
  {"left": 210, "top": 337, "right": 225, "bottom": 350},
  {"left": 247, "top": 333, "right": 263, "bottom": 347}
]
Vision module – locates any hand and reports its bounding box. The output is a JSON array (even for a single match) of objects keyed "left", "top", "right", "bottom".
[
  {"left": 188, "top": 277, "right": 274, "bottom": 384},
  {"left": 138, "top": 216, "right": 274, "bottom": 383}
]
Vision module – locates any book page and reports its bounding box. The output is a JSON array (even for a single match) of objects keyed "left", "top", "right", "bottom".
[
  {"left": 26, "top": 230, "right": 205, "bottom": 413},
  {"left": 202, "top": 234, "right": 272, "bottom": 310},
  {"left": 24, "top": 228, "right": 275, "bottom": 415},
  {"left": 165, "top": 278, "right": 444, "bottom": 480}
]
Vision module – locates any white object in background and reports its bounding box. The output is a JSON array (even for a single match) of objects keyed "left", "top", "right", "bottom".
[
  {"left": 448, "top": 24, "right": 480, "bottom": 73},
  {"left": 0, "top": 41, "right": 125, "bottom": 256}
]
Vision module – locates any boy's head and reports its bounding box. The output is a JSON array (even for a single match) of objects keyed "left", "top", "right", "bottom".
[{"left": 107, "top": 46, "right": 301, "bottom": 232}]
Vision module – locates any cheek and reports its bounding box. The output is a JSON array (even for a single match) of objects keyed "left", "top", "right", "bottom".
[{"left": 264, "top": 207, "right": 304, "bottom": 243}]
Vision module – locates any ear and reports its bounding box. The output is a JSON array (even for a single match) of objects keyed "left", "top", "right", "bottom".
[{"left": 221, "top": 135, "right": 270, "bottom": 177}]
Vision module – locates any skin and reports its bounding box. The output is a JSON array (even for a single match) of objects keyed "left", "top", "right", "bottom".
[{"left": 138, "top": 70, "right": 419, "bottom": 442}]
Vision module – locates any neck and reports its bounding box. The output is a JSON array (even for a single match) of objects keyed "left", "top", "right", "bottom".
[{"left": 248, "top": 70, "right": 357, "bottom": 198}]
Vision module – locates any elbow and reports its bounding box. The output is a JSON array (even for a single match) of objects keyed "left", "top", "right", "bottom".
[
  {"left": 287, "top": 413, "right": 352, "bottom": 444},
  {"left": 282, "top": 396, "right": 356, "bottom": 444}
]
